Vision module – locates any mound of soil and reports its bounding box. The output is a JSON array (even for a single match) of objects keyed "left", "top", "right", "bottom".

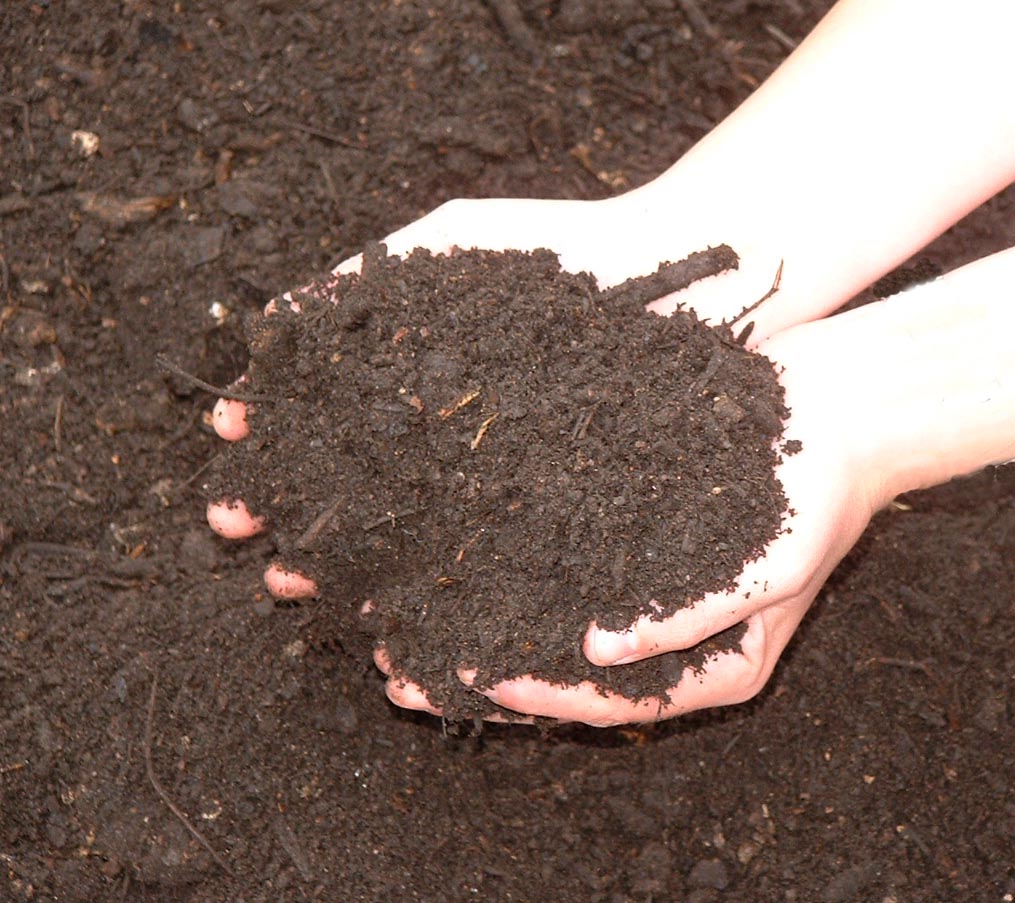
[{"left": 210, "top": 243, "right": 794, "bottom": 718}]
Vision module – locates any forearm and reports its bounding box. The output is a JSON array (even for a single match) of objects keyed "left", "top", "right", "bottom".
[
  {"left": 619, "top": 0, "right": 1015, "bottom": 338},
  {"left": 767, "top": 246, "right": 1015, "bottom": 509}
]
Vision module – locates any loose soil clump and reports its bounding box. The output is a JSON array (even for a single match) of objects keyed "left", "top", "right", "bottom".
[{"left": 210, "top": 243, "right": 794, "bottom": 718}]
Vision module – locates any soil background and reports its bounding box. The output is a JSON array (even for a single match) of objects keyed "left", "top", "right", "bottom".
[{"left": 2, "top": 1, "right": 1014, "bottom": 901}]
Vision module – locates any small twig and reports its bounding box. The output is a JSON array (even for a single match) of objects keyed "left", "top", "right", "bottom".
[
  {"left": 687, "top": 347, "right": 724, "bottom": 398},
  {"left": 276, "top": 118, "right": 369, "bottom": 149},
  {"left": 362, "top": 506, "right": 421, "bottom": 532},
  {"left": 470, "top": 413, "right": 499, "bottom": 450},
  {"left": 720, "top": 731, "right": 743, "bottom": 758},
  {"left": 10, "top": 541, "right": 96, "bottom": 563},
  {"left": 295, "top": 496, "right": 346, "bottom": 550},
  {"left": 53, "top": 395, "right": 64, "bottom": 453},
  {"left": 273, "top": 817, "right": 314, "bottom": 882},
  {"left": 144, "top": 676, "right": 233, "bottom": 874},
  {"left": 570, "top": 402, "right": 601, "bottom": 442},
  {"left": 896, "top": 823, "right": 932, "bottom": 858},
  {"left": 155, "top": 354, "right": 269, "bottom": 402},
  {"left": 860, "top": 656, "right": 933, "bottom": 677},
  {"left": 439, "top": 387, "right": 481, "bottom": 419},
  {"left": 319, "top": 159, "right": 339, "bottom": 210},
  {"left": 676, "top": 0, "right": 720, "bottom": 41},
  {"left": 174, "top": 453, "right": 221, "bottom": 494},
  {"left": 455, "top": 529, "right": 486, "bottom": 563},
  {"left": 485, "top": 0, "right": 542, "bottom": 62},
  {"left": 763, "top": 22, "right": 799, "bottom": 52},
  {"left": 599, "top": 245, "right": 739, "bottom": 309},
  {"left": 1, "top": 95, "right": 35, "bottom": 160},
  {"left": 732, "top": 259, "right": 783, "bottom": 345},
  {"left": 37, "top": 480, "right": 98, "bottom": 505}
]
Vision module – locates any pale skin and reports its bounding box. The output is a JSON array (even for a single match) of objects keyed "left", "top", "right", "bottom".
[{"left": 208, "top": 0, "right": 1015, "bottom": 726}]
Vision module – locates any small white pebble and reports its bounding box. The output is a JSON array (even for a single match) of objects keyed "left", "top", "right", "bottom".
[
  {"left": 208, "top": 301, "right": 230, "bottom": 324},
  {"left": 71, "top": 130, "right": 100, "bottom": 157}
]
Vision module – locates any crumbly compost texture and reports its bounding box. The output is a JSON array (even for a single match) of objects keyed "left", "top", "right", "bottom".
[{"left": 209, "top": 243, "right": 794, "bottom": 719}]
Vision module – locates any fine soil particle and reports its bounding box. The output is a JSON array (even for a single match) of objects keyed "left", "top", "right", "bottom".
[{"left": 210, "top": 243, "right": 794, "bottom": 718}]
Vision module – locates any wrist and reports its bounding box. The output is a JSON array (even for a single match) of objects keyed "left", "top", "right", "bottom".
[
  {"left": 613, "top": 0, "right": 1015, "bottom": 344},
  {"left": 765, "top": 249, "right": 1015, "bottom": 509},
  {"left": 860, "top": 258, "right": 1015, "bottom": 500}
]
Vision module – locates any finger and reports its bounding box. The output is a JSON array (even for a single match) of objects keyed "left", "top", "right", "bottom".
[
  {"left": 330, "top": 205, "right": 462, "bottom": 276},
  {"left": 263, "top": 563, "right": 317, "bottom": 599},
  {"left": 473, "top": 674, "right": 678, "bottom": 727},
  {"left": 206, "top": 498, "right": 265, "bottom": 539},
  {"left": 385, "top": 676, "right": 442, "bottom": 716},
  {"left": 583, "top": 555, "right": 787, "bottom": 662},
  {"left": 586, "top": 422, "right": 851, "bottom": 667},
  {"left": 476, "top": 634, "right": 781, "bottom": 726},
  {"left": 584, "top": 550, "right": 821, "bottom": 667},
  {"left": 386, "top": 676, "right": 530, "bottom": 724},
  {"left": 373, "top": 645, "right": 393, "bottom": 675},
  {"left": 212, "top": 397, "right": 250, "bottom": 441},
  {"left": 583, "top": 551, "right": 789, "bottom": 665},
  {"left": 656, "top": 592, "right": 815, "bottom": 714},
  {"left": 585, "top": 605, "right": 724, "bottom": 667}
]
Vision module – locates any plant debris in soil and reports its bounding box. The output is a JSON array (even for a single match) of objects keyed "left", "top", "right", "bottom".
[{"left": 209, "top": 242, "right": 797, "bottom": 719}]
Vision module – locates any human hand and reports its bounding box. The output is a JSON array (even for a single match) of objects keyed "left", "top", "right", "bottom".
[
  {"left": 217, "top": 184, "right": 1015, "bottom": 726},
  {"left": 205, "top": 186, "right": 869, "bottom": 722}
]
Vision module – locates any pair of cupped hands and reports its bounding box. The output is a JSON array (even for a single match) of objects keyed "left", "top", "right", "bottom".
[{"left": 206, "top": 194, "right": 884, "bottom": 727}]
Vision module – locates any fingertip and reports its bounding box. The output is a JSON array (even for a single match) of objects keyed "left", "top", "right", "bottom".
[
  {"left": 212, "top": 397, "right": 250, "bottom": 441},
  {"left": 456, "top": 667, "right": 477, "bottom": 687},
  {"left": 584, "top": 624, "right": 639, "bottom": 667},
  {"left": 373, "top": 645, "right": 392, "bottom": 675},
  {"left": 386, "top": 677, "right": 440, "bottom": 715},
  {"left": 206, "top": 499, "right": 265, "bottom": 539},
  {"left": 263, "top": 563, "right": 317, "bottom": 599}
]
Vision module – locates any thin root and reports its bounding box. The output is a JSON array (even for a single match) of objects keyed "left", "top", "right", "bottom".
[{"left": 144, "top": 676, "right": 233, "bottom": 874}]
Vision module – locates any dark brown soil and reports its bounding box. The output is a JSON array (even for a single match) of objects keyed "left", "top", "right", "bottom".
[
  {"left": 3, "top": 1, "right": 1015, "bottom": 901},
  {"left": 210, "top": 242, "right": 789, "bottom": 718}
]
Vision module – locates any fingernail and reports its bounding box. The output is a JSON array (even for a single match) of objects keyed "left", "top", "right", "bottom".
[{"left": 592, "top": 628, "right": 637, "bottom": 665}]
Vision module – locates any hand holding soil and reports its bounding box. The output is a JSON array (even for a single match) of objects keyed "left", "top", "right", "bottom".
[
  {"left": 205, "top": 0, "right": 1015, "bottom": 726},
  {"left": 207, "top": 215, "right": 1015, "bottom": 726},
  {"left": 206, "top": 236, "right": 804, "bottom": 723}
]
